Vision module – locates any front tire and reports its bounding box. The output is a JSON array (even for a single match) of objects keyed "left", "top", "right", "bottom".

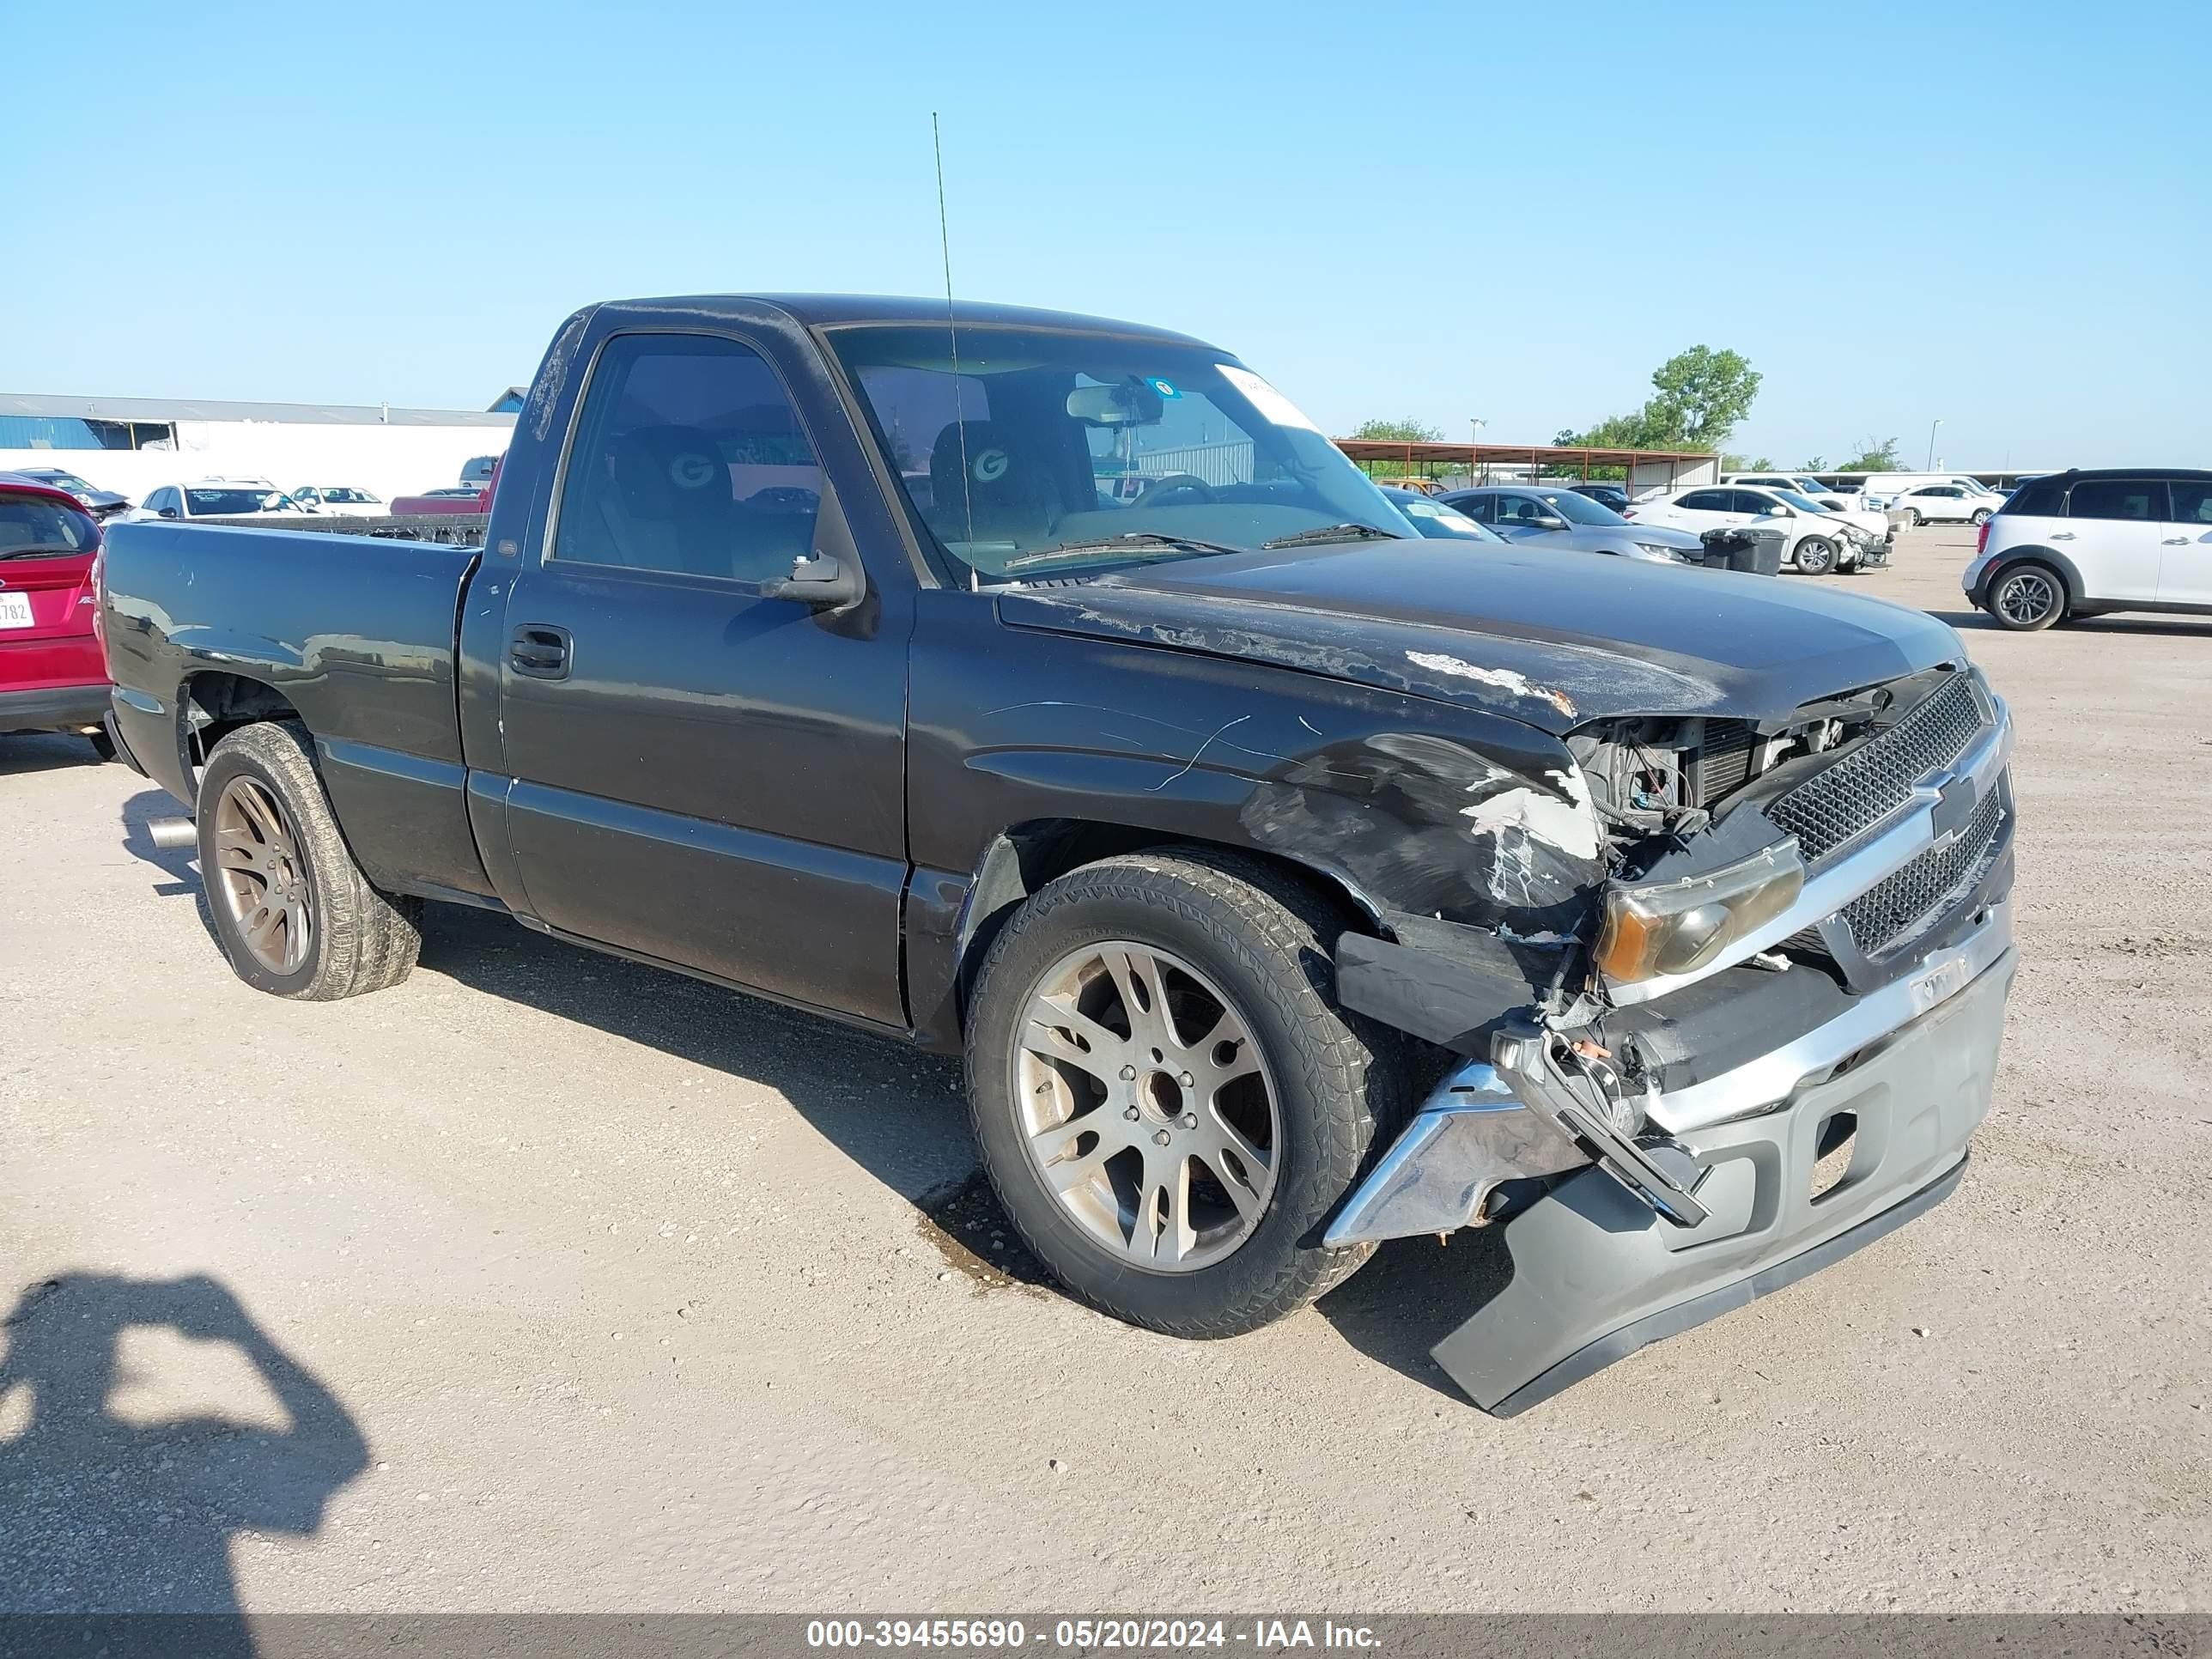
[
  {"left": 1794, "top": 535, "right": 1839, "bottom": 575},
  {"left": 1985, "top": 561, "right": 2068, "bottom": 632},
  {"left": 964, "top": 850, "right": 1404, "bottom": 1338},
  {"left": 1971, "top": 507, "right": 1993, "bottom": 526},
  {"left": 196, "top": 720, "right": 422, "bottom": 1000}
]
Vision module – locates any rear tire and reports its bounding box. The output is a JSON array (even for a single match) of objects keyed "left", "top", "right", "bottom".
[
  {"left": 195, "top": 720, "right": 422, "bottom": 1000},
  {"left": 1794, "top": 535, "right": 1839, "bottom": 575},
  {"left": 1971, "top": 507, "right": 1993, "bottom": 526},
  {"left": 964, "top": 849, "right": 1405, "bottom": 1339},
  {"left": 1984, "top": 561, "right": 2067, "bottom": 632},
  {"left": 1905, "top": 508, "right": 1924, "bottom": 527}
]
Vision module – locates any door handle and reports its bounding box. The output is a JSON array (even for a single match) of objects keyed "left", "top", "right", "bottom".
[
  {"left": 2050, "top": 532, "right": 2075, "bottom": 540},
  {"left": 509, "top": 623, "right": 571, "bottom": 679},
  {"left": 2162, "top": 537, "right": 2191, "bottom": 544}
]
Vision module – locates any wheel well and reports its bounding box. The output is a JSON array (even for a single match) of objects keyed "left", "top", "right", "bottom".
[
  {"left": 951, "top": 820, "right": 1377, "bottom": 1017},
  {"left": 181, "top": 672, "right": 301, "bottom": 770},
  {"left": 1985, "top": 553, "right": 2075, "bottom": 606}
]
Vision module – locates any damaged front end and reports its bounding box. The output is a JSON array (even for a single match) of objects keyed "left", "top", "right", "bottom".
[{"left": 1331, "top": 663, "right": 2018, "bottom": 1414}]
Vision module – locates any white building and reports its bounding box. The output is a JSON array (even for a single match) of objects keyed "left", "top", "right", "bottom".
[{"left": 0, "top": 393, "right": 517, "bottom": 506}]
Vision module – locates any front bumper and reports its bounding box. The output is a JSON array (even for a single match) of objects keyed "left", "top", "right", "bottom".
[
  {"left": 1442, "top": 935, "right": 2012, "bottom": 1413},
  {"left": 0, "top": 682, "right": 112, "bottom": 734},
  {"left": 1328, "top": 902, "right": 2015, "bottom": 1413}
]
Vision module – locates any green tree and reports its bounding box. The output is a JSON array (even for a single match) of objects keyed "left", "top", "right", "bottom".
[
  {"left": 1556, "top": 346, "right": 1762, "bottom": 456},
  {"left": 1647, "top": 346, "right": 1762, "bottom": 449},
  {"left": 1351, "top": 417, "right": 1446, "bottom": 443},
  {"left": 1835, "top": 436, "right": 1901, "bottom": 471}
]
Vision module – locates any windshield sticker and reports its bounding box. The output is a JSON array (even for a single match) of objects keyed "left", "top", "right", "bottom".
[
  {"left": 1217, "top": 364, "right": 1322, "bottom": 434},
  {"left": 1147, "top": 377, "right": 1182, "bottom": 400}
]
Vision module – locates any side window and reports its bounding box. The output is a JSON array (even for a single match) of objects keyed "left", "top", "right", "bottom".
[
  {"left": 2169, "top": 481, "right": 2212, "bottom": 524},
  {"left": 2005, "top": 481, "right": 2064, "bottom": 518},
  {"left": 1729, "top": 491, "right": 1773, "bottom": 514},
  {"left": 552, "top": 333, "right": 822, "bottom": 582},
  {"left": 149, "top": 488, "right": 178, "bottom": 515},
  {"left": 1493, "top": 494, "right": 1547, "bottom": 527},
  {"left": 1455, "top": 495, "right": 1495, "bottom": 524},
  {"left": 1676, "top": 489, "right": 1729, "bottom": 512},
  {"left": 852, "top": 362, "right": 993, "bottom": 526},
  {"left": 2068, "top": 480, "right": 2168, "bottom": 522}
]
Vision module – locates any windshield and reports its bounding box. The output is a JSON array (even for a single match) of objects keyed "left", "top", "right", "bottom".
[
  {"left": 322, "top": 488, "right": 377, "bottom": 504},
  {"left": 1532, "top": 489, "right": 1628, "bottom": 526},
  {"left": 1391, "top": 494, "right": 1500, "bottom": 541},
  {"left": 1774, "top": 489, "right": 1835, "bottom": 514},
  {"left": 0, "top": 489, "right": 100, "bottom": 556},
  {"left": 1791, "top": 478, "right": 1831, "bottom": 495},
  {"left": 29, "top": 471, "right": 95, "bottom": 494},
  {"left": 824, "top": 325, "right": 1412, "bottom": 580},
  {"left": 186, "top": 488, "right": 296, "bottom": 515}
]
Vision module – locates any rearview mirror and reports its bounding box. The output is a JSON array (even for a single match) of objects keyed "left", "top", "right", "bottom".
[
  {"left": 1066, "top": 380, "right": 1165, "bottom": 428},
  {"left": 761, "top": 550, "right": 865, "bottom": 611}
]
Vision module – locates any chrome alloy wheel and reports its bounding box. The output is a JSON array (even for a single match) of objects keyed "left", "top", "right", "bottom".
[
  {"left": 1012, "top": 941, "right": 1281, "bottom": 1272},
  {"left": 1996, "top": 568, "right": 2059, "bottom": 626},
  {"left": 212, "top": 775, "right": 313, "bottom": 975}
]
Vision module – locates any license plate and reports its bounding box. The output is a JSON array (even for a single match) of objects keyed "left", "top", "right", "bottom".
[{"left": 0, "top": 592, "right": 33, "bottom": 629}]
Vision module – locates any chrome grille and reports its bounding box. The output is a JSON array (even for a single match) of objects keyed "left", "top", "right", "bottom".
[
  {"left": 1841, "top": 787, "right": 2007, "bottom": 955},
  {"left": 1769, "top": 674, "right": 1984, "bottom": 862}
]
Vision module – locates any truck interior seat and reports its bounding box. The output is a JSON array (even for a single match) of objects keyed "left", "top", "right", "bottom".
[{"left": 926, "top": 419, "right": 1060, "bottom": 556}]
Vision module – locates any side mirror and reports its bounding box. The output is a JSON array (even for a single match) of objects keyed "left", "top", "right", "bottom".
[
  {"left": 1763, "top": 504, "right": 1793, "bottom": 518},
  {"left": 761, "top": 550, "right": 865, "bottom": 611},
  {"left": 158, "top": 507, "right": 179, "bottom": 520},
  {"left": 1534, "top": 514, "right": 1568, "bottom": 530}
]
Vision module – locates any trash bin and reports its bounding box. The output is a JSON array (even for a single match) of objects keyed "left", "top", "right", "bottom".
[{"left": 1699, "top": 526, "right": 1784, "bottom": 576}]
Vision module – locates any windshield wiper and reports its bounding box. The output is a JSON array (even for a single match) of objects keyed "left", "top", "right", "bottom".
[
  {"left": 0, "top": 546, "right": 82, "bottom": 560},
  {"left": 1000, "top": 532, "right": 1250, "bottom": 573},
  {"left": 1259, "top": 522, "right": 1408, "bottom": 550}
]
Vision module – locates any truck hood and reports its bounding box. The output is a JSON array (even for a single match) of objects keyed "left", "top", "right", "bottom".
[{"left": 996, "top": 539, "right": 1961, "bottom": 735}]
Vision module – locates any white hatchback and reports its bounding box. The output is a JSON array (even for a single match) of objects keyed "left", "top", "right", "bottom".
[{"left": 1964, "top": 469, "right": 2212, "bottom": 629}]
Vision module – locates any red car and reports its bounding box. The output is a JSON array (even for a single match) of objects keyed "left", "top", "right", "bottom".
[{"left": 0, "top": 471, "right": 112, "bottom": 757}]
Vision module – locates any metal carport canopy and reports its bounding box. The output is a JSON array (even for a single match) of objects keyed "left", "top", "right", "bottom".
[{"left": 1333, "top": 437, "right": 1719, "bottom": 489}]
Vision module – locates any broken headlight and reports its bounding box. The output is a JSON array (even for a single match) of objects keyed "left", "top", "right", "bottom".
[{"left": 1593, "top": 841, "right": 1804, "bottom": 983}]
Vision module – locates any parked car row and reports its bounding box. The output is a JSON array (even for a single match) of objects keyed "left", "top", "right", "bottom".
[{"left": 1624, "top": 483, "right": 1887, "bottom": 574}]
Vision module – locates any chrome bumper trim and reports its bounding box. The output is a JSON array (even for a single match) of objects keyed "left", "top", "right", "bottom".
[
  {"left": 1604, "top": 694, "right": 2012, "bottom": 1006},
  {"left": 1324, "top": 896, "right": 2016, "bottom": 1247},
  {"left": 1649, "top": 896, "right": 2014, "bottom": 1133}
]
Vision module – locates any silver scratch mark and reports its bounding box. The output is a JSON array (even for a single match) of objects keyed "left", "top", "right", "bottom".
[{"left": 1150, "top": 714, "right": 1252, "bottom": 793}]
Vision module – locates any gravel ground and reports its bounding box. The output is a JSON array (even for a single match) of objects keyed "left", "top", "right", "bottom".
[{"left": 1, "top": 525, "right": 2205, "bottom": 1613}]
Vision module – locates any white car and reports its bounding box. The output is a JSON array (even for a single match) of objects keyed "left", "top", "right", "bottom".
[
  {"left": 1890, "top": 482, "right": 2002, "bottom": 527},
  {"left": 121, "top": 481, "right": 320, "bottom": 523},
  {"left": 1626, "top": 484, "right": 1881, "bottom": 574},
  {"left": 292, "top": 485, "right": 387, "bottom": 517},
  {"left": 1723, "top": 472, "right": 1907, "bottom": 542},
  {"left": 1855, "top": 471, "right": 2003, "bottom": 509},
  {"left": 1964, "top": 468, "right": 2212, "bottom": 630}
]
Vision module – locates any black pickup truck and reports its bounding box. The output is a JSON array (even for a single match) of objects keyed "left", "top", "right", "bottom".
[{"left": 99, "top": 295, "right": 2019, "bottom": 1413}]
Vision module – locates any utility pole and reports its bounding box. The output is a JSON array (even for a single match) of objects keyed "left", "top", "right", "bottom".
[{"left": 1926, "top": 418, "right": 1942, "bottom": 469}]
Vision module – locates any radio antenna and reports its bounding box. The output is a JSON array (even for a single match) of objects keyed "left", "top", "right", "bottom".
[{"left": 932, "top": 112, "right": 977, "bottom": 587}]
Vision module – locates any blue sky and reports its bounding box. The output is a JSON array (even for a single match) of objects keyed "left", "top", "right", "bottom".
[{"left": 10, "top": 0, "right": 2207, "bottom": 468}]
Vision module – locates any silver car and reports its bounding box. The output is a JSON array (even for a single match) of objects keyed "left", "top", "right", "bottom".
[{"left": 1441, "top": 485, "right": 1704, "bottom": 564}]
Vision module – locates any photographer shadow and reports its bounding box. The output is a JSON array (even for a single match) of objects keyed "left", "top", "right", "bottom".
[{"left": 0, "top": 1272, "right": 366, "bottom": 1646}]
